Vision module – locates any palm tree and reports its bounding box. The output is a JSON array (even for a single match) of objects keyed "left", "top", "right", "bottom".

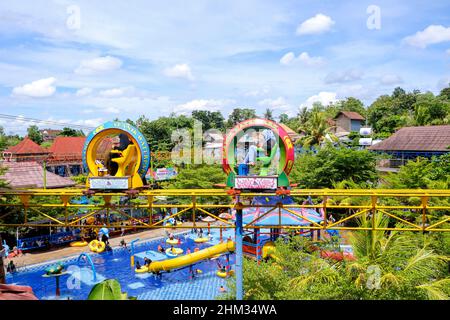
[{"left": 297, "top": 111, "right": 337, "bottom": 147}]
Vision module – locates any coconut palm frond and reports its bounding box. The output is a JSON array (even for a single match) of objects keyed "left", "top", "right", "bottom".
[{"left": 417, "top": 279, "right": 450, "bottom": 300}]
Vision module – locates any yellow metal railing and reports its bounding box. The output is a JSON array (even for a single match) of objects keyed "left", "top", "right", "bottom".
[{"left": 0, "top": 188, "right": 449, "bottom": 232}]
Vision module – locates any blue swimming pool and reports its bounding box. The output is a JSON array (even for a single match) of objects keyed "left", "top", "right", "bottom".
[{"left": 5, "top": 228, "right": 236, "bottom": 300}]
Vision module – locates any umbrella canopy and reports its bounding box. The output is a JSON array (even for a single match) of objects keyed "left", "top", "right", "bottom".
[
  {"left": 234, "top": 195, "right": 324, "bottom": 227},
  {"left": 219, "top": 212, "right": 232, "bottom": 219},
  {"left": 201, "top": 216, "right": 216, "bottom": 222}
]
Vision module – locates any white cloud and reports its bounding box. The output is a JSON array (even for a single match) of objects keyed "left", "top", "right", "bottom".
[
  {"left": 280, "top": 52, "right": 295, "bottom": 65},
  {"left": 302, "top": 91, "right": 338, "bottom": 107},
  {"left": 296, "top": 14, "right": 335, "bottom": 35},
  {"left": 12, "top": 77, "right": 56, "bottom": 98},
  {"left": 99, "top": 87, "right": 126, "bottom": 97},
  {"left": 324, "top": 69, "right": 363, "bottom": 84},
  {"left": 258, "top": 97, "right": 294, "bottom": 115},
  {"left": 163, "top": 63, "right": 194, "bottom": 81},
  {"left": 73, "top": 118, "right": 104, "bottom": 128},
  {"left": 76, "top": 87, "right": 93, "bottom": 97},
  {"left": 174, "top": 99, "right": 233, "bottom": 114},
  {"left": 403, "top": 25, "right": 450, "bottom": 48},
  {"left": 280, "top": 51, "right": 324, "bottom": 66},
  {"left": 380, "top": 74, "right": 403, "bottom": 85},
  {"left": 75, "top": 56, "right": 123, "bottom": 75}
]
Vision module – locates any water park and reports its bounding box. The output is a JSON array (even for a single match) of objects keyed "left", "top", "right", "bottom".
[{"left": 1, "top": 117, "right": 449, "bottom": 301}]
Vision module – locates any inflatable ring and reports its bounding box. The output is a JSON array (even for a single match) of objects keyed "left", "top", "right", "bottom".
[
  {"left": 194, "top": 237, "right": 209, "bottom": 243},
  {"left": 89, "top": 240, "right": 106, "bottom": 253},
  {"left": 166, "top": 238, "right": 179, "bottom": 245},
  {"left": 165, "top": 247, "right": 183, "bottom": 257},
  {"left": 217, "top": 269, "right": 234, "bottom": 278},
  {"left": 135, "top": 265, "right": 149, "bottom": 273},
  {"left": 70, "top": 241, "right": 88, "bottom": 247}
]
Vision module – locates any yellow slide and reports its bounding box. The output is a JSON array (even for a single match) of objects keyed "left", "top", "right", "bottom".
[{"left": 136, "top": 240, "right": 235, "bottom": 274}]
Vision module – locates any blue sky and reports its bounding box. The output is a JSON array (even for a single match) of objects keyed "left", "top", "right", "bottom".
[{"left": 0, "top": 0, "right": 449, "bottom": 135}]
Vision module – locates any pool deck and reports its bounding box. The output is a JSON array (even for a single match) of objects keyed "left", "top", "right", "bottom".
[{"left": 5, "top": 221, "right": 215, "bottom": 268}]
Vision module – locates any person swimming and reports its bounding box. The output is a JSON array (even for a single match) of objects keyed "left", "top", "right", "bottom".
[
  {"left": 157, "top": 244, "right": 165, "bottom": 253},
  {"left": 136, "top": 260, "right": 142, "bottom": 270}
]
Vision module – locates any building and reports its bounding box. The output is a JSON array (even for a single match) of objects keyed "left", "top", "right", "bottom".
[
  {"left": 368, "top": 125, "right": 450, "bottom": 168},
  {"left": 39, "top": 129, "right": 61, "bottom": 143},
  {"left": 2, "top": 137, "right": 49, "bottom": 162},
  {"left": 46, "top": 136, "right": 86, "bottom": 176},
  {"left": 204, "top": 131, "right": 223, "bottom": 163},
  {"left": 332, "top": 111, "right": 366, "bottom": 134},
  {"left": 0, "top": 161, "right": 76, "bottom": 188}
]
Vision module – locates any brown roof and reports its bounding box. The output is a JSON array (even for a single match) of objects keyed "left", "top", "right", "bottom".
[
  {"left": 48, "top": 136, "right": 86, "bottom": 161},
  {"left": 368, "top": 125, "right": 450, "bottom": 152},
  {"left": 335, "top": 111, "right": 365, "bottom": 121},
  {"left": 4, "top": 137, "right": 49, "bottom": 155},
  {"left": 0, "top": 161, "right": 76, "bottom": 188}
]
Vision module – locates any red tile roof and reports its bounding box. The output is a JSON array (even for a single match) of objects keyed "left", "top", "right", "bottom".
[
  {"left": 48, "top": 136, "right": 86, "bottom": 161},
  {"left": 368, "top": 125, "right": 450, "bottom": 152},
  {"left": 335, "top": 111, "right": 365, "bottom": 121},
  {"left": 0, "top": 161, "right": 76, "bottom": 188},
  {"left": 4, "top": 137, "right": 49, "bottom": 155}
]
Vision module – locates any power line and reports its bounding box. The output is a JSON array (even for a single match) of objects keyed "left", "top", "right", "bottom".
[{"left": 0, "top": 114, "right": 96, "bottom": 130}]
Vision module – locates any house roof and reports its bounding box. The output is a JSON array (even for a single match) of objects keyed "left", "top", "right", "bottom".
[
  {"left": 368, "top": 125, "right": 450, "bottom": 152},
  {"left": 4, "top": 137, "right": 49, "bottom": 155},
  {"left": 279, "top": 123, "right": 302, "bottom": 141},
  {"left": 48, "top": 136, "right": 86, "bottom": 161},
  {"left": 335, "top": 111, "right": 365, "bottom": 121},
  {"left": 0, "top": 161, "right": 76, "bottom": 188}
]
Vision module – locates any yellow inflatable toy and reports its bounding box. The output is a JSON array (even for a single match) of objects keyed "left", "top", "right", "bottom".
[
  {"left": 135, "top": 241, "right": 235, "bottom": 274},
  {"left": 166, "top": 238, "right": 179, "bottom": 245},
  {"left": 135, "top": 265, "right": 149, "bottom": 273},
  {"left": 217, "top": 269, "right": 235, "bottom": 278},
  {"left": 194, "top": 237, "right": 209, "bottom": 243},
  {"left": 89, "top": 240, "right": 106, "bottom": 253},
  {"left": 70, "top": 241, "right": 88, "bottom": 247},
  {"left": 166, "top": 247, "right": 184, "bottom": 257}
]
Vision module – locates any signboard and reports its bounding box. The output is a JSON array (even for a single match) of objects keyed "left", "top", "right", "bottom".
[
  {"left": 235, "top": 176, "right": 278, "bottom": 190},
  {"left": 147, "top": 167, "right": 178, "bottom": 181},
  {"left": 360, "top": 127, "right": 372, "bottom": 135},
  {"left": 89, "top": 177, "right": 130, "bottom": 190},
  {"left": 359, "top": 138, "right": 373, "bottom": 146}
]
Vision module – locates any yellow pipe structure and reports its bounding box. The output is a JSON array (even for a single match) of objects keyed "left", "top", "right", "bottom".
[
  {"left": 0, "top": 188, "right": 449, "bottom": 233},
  {"left": 139, "top": 240, "right": 235, "bottom": 273}
]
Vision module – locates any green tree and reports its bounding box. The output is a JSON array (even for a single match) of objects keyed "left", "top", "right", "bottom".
[
  {"left": 297, "top": 111, "right": 336, "bottom": 147},
  {"left": 263, "top": 108, "right": 274, "bottom": 121},
  {"left": 192, "top": 110, "right": 225, "bottom": 131},
  {"left": 226, "top": 108, "right": 257, "bottom": 127},
  {"left": 289, "top": 147, "right": 378, "bottom": 188},
  {"left": 27, "top": 125, "right": 43, "bottom": 144},
  {"left": 58, "top": 127, "right": 84, "bottom": 137}
]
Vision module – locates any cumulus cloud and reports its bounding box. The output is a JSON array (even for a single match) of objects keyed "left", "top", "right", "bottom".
[
  {"left": 302, "top": 91, "right": 338, "bottom": 107},
  {"left": 76, "top": 87, "right": 93, "bottom": 97},
  {"left": 258, "top": 97, "right": 295, "bottom": 115},
  {"left": 280, "top": 51, "right": 324, "bottom": 66},
  {"left": 99, "top": 87, "right": 126, "bottom": 97},
  {"left": 174, "top": 99, "right": 233, "bottom": 114},
  {"left": 75, "top": 56, "right": 123, "bottom": 75},
  {"left": 163, "top": 63, "right": 194, "bottom": 80},
  {"left": 12, "top": 77, "right": 56, "bottom": 98},
  {"left": 403, "top": 25, "right": 450, "bottom": 48},
  {"left": 73, "top": 118, "right": 103, "bottom": 128},
  {"left": 296, "top": 13, "right": 335, "bottom": 35},
  {"left": 324, "top": 69, "right": 363, "bottom": 84},
  {"left": 380, "top": 74, "right": 403, "bottom": 85}
]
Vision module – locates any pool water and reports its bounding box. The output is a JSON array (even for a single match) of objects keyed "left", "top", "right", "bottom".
[{"left": 6, "top": 228, "right": 236, "bottom": 300}]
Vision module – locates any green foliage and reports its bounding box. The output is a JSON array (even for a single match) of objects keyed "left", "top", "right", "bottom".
[
  {"left": 164, "top": 164, "right": 226, "bottom": 190},
  {"left": 223, "top": 231, "right": 450, "bottom": 300},
  {"left": 192, "top": 110, "right": 225, "bottom": 131},
  {"left": 290, "top": 147, "right": 378, "bottom": 188},
  {"left": 58, "top": 127, "right": 85, "bottom": 137},
  {"left": 263, "top": 108, "right": 274, "bottom": 121},
  {"left": 71, "top": 174, "right": 87, "bottom": 185},
  {"left": 87, "top": 279, "right": 136, "bottom": 300},
  {"left": 137, "top": 114, "right": 193, "bottom": 151},
  {"left": 384, "top": 154, "right": 450, "bottom": 189},
  {"left": 226, "top": 108, "right": 257, "bottom": 127},
  {"left": 27, "top": 125, "right": 43, "bottom": 144},
  {"left": 296, "top": 111, "right": 336, "bottom": 147}
]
